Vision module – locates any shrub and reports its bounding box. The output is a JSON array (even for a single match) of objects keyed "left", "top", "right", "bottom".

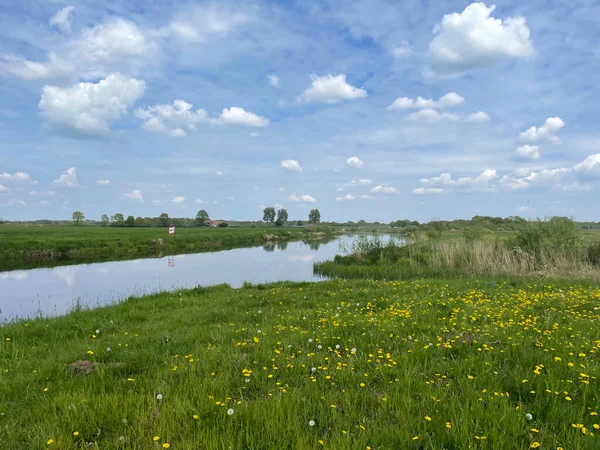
[
  {"left": 463, "top": 228, "right": 484, "bottom": 243},
  {"left": 217, "top": 222, "right": 229, "bottom": 228}
]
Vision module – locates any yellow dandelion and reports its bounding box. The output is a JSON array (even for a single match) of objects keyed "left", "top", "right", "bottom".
[
  {"left": 153, "top": 436, "right": 160, "bottom": 441},
  {"left": 530, "top": 442, "right": 540, "bottom": 449},
  {"left": 73, "top": 431, "right": 79, "bottom": 436},
  {"left": 425, "top": 415, "right": 432, "bottom": 421},
  {"left": 47, "top": 439, "right": 54, "bottom": 445},
  {"left": 162, "top": 444, "right": 170, "bottom": 449}
]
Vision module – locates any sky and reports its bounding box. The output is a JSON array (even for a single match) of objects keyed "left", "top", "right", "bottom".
[{"left": 1, "top": 0, "right": 599, "bottom": 223}]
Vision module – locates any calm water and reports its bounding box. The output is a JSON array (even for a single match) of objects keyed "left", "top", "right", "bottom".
[{"left": 0, "top": 235, "right": 393, "bottom": 321}]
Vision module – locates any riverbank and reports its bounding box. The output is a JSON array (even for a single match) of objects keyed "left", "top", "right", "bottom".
[
  {"left": 0, "top": 225, "right": 338, "bottom": 271},
  {"left": 2, "top": 278, "right": 600, "bottom": 448}
]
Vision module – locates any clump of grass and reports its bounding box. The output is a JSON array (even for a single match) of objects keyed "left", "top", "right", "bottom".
[{"left": 2, "top": 279, "right": 600, "bottom": 448}]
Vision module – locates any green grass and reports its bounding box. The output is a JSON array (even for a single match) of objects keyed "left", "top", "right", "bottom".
[
  {"left": 2, "top": 279, "right": 600, "bottom": 449},
  {"left": 0, "top": 225, "right": 336, "bottom": 270}
]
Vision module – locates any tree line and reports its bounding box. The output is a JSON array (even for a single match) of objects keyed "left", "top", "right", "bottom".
[
  {"left": 71, "top": 210, "right": 224, "bottom": 227},
  {"left": 262, "top": 207, "right": 321, "bottom": 227}
]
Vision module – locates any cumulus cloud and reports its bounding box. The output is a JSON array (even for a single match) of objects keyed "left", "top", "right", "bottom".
[
  {"left": 172, "top": 196, "right": 185, "bottom": 204},
  {"left": 359, "top": 194, "right": 375, "bottom": 200},
  {"left": 515, "top": 145, "right": 540, "bottom": 161},
  {"left": 387, "top": 92, "right": 465, "bottom": 110},
  {"left": 196, "top": 198, "right": 209, "bottom": 204},
  {"left": 371, "top": 184, "right": 399, "bottom": 194},
  {"left": 466, "top": 111, "right": 490, "bottom": 122},
  {"left": 267, "top": 74, "right": 280, "bottom": 87},
  {"left": 413, "top": 187, "right": 443, "bottom": 195},
  {"left": 53, "top": 167, "right": 79, "bottom": 188},
  {"left": 391, "top": 41, "right": 412, "bottom": 58},
  {"left": 406, "top": 109, "right": 460, "bottom": 122},
  {"left": 39, "top": 73, "right": 145, "bottom": 136},
  {"left": 346, "top": 156, "right": 364, "bottom": 168},
  {"left": 0, "top": 184, "right": 8, "bottom": 192},
  {"left": 280, "top": 160, "right": 302, "bottom": 172},
  {"left": 336, "top": 194, "right": 355, "bottom": 201},
  {"left": 288, "top": 193, "right": 316, "bottom": 202},
  {"left": 573, "top": 154, "right": 600, "bottom": 176},
  {"left": 0, "top": 172, "right": 38, "bottom": 184},
  {"left": 418, "top": 169, "right": 497, "bottom": 192},
  {"left": 349, "top": 179, "right": 372, "bottom": 186},
  {"left": 29, "top": 190, "right": 56, "bottom": 196},
  {"left": 500, "top": 167, "right": 570, "bottom": 190},
  {"left": 297, "top": 74, "right": 367, "bottom": 104},
  {"left": 50, "top": 6, "right": 74, "bottom": 34},
  {"left": 218, "top": 107, "right": 268, "bottom": 127},
  {"left": 518, "top": 117, "right": 565, "bottom": 144},
  {"left": 0, "top": 199, "right": 26, "bottom": 206},
  {"left": 0, "top": 53, "right": 73, "bottom": 81},
  {"left": 427, "top": 2, "right": 534, "bottom": 78},
  {"left": 136, "top": 100, "right": 211, "bottom": 137},
  {"left": 96, "top": 180, "right": 110, "bottom": 186},
  {"left": 122, "top": 189, "right": 143, "bottom": 202}
]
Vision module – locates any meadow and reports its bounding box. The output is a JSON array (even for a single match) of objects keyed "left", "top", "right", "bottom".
[
  {"left": 0, "top": 225, "right": 335, "bottom": 270},
  {"left": 2, "top": 279, "right": 600, "bottom": 449}
]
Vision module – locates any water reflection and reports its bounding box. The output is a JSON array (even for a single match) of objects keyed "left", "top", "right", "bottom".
[{"left": 263, "top": 242, "right": 276, "bottom": 252}]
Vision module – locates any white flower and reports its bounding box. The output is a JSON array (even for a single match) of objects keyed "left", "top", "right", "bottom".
[
  {"left": 258, "top": 310, "right": 262, "bottom": 314},
  {"left": 308, "top": 338, "right": 313, "bottom": 343},
  {"left": 351, "top": 348, "right": 357, "bottom": 353},
  {"left": 106, "top": 347, "right": 111, "bottom": 352},
  {"left": 317, "top": 345, "right": 322, "bottom": 350},
  {"left": 335, "top": 344, "right": 340, "bottom": 349},
  {"left": 525, "top": 413, "right": 533, "bottom": 421},
  {"left": 311, "top": 367, "right": 317, "bottom": 372},
  {"left": 257, "top": 330, "right": 262, "bottom": 334},
  {"left": 156, "top": 394, "right": 163, "bottom": 400},
  {"left": 309, "top": 420, "right": 316, "bottom": 427},
  {"left": 245, "top": 378, "right": 251, "bottom": 383},
  {"left": 227, "top": 408, "right": 234, "bottom": 416},
  {"left": 95, "top": 329, "right": 100, "bottom": 334}
]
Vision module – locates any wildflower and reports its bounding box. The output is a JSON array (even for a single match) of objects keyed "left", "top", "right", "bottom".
[
  {"left": 253, "top": 337, "right": 260, "bottom": 343},
  {"left": 530, "top": 443, "right": 540, "bottom": 449},
  {"left": 193, "top": 414, "right": 199, "bottom": 420},
  {"left": 425, "top": 416, "right": 432, "bottom": 421},
  {"left": 87, "top": 350, "right": 94, "bottom": 355},
  {"left": 526, "top": 413, "right": 533, "bottom": 421},
  {"left": 106, "top": 347, "right": 111, "bottom": 352},
  {"left": 73, "top": 431, "right": 79, "bottom": 436},
  {"left": 594, "top": 424, "right": 600, "bottom": 430},
  {"left": 351, "top": 348, "right": 357, "bottom": 353},
  {"left": 43, "top": 387, "right": 49, "bottom": 392},
  {"left": 96, "top": 329, "right": 100, "bottom": 334},
  {"left": 318, "top": 440, "right": 324, "bottom": 445},
  {"left": 565, "top": 396, "right": 572, "bottom": 401},
  {"left": 360, "top": 383, "right": 366, "bottom": 387},
  {"left": 412, "top": 436, "right": 419, "bottom": 441},
  {"left": 227, "top": 408, "right": 234, "bottom": 415},
  {"left": 308, "top": 338, "right": 313, "bottom": 343},
  {"left": 317, "top": 345, "right": 323, "bottom": 350},
  {"left": 309, "top": 420, "right": 315, "bottom": 427},
  {"left": 311, "top": 367, "right": 317, "bottom": 372},
  {"left": 127, "top": 378, "right": 135, "bottom": 382},
  {"left": 156, "top": 394, "right": 163, "bottom": 400},
  {"left": 530, "top": 428, "right": 539, "bottom": 433},
  {"left": 162, "top": 444, "right": 170, "bottom": 448},
  {"left": 153, "top": 436, "right": 160, "bottom": 441},
  {"left": 446, "top": 422, "right": 451, "bottom": 429},
  {"left": 47, "top": 439, "right": 54, "bottom": 445}
]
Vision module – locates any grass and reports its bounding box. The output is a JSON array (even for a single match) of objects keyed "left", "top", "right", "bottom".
[
  {"left": 2, "top": 279, "right": 600, "bottom": 448},
  {"left": 0, "top": 225, "right": 337, "bottom": 271}
]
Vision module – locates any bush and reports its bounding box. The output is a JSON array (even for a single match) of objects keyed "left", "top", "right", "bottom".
[
  {"left": 510, "top": 217, "right": 581, "bottom": 254},
  {"left": 587, "top": 242, "right": 600, "bottom": 266},
  {"left": 217, "top": 223, "right": 229, "bottom": 228},
  {"left": 463, "top": 228, "right": 484, "bottom": 243}
]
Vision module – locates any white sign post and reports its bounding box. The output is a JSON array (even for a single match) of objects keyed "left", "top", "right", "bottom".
[{"left": 168, "top": 226, "right": 175, "bottom": 235}]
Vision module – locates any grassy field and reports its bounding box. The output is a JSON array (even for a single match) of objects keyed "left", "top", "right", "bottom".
[
  {"left": 0, "top": 225, "right": 335, "bottom": 270},
  {"left": 2, "top": 279, "right": 600, "bottom": 449}
]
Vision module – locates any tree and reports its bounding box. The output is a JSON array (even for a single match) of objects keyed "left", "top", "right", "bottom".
[
  {"left": 308, "top": 209, "right": 321, "bottom": 224},
  {"left": 275, "top": 209, "right": 288, "bottom": 227},
  {"left": 72, "top": 211, "right": 85, "bottom": 225},
  {"left": 158, "top": 213, "right": 170, "bottom": 227},
  {"left": 196, "top": 210, "right": 209, "bottom": 226},
  {"left": 111, "top": 213, "right": 124, "bottom": 226},
  {"left": 125, "top": 215, "right": 135, "bottom": 227},
  {"left": 263, "top": 207, "right": 276, "bottom": 223},
  {"left": 100, "top": 214, "right": 109, "bottom": 227}
]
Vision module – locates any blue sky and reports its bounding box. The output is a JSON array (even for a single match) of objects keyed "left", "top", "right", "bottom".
[{"left": 1, "top": 0, "right": 599, "bottom": 222}]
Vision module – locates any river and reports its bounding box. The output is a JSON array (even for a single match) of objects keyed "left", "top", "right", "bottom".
[{"left": 0, "top": 234, "right": 395, "bottom": 322}]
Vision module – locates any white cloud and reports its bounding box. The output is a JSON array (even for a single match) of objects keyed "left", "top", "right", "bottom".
[
  {"left": 0, "top": 172, "right": 38, "bottom": 184},
  {"left": 53, "top": 167, "right": 79, "bottom": 188},
  {"left": 466, "top": 111, "right": 490, "bottom": 122},
  {"left": 122, "top": 189, "right": 143, "bottom": 202},
  {"left": 39, "top": 73, "right": 145, "bottom": 136},
  {"left": 406, "top": 109, "right": 460, "bottom": 122},
  {"left": 249, "top": 132, "right": 260, "bottom": 137},
  {"left": 29, "top": 190, "right": 56, "bottom": 196},
  {"left": 297, "top": 74, "right": 367, "bottom": 104},
  {"left": 387, "top": 92, "right": 465, "bottom": 110},
  {"left": 413, "top": 187, "right": 444, "bottom": 195},
  {"left": 278, "top": 187, "right": 285, "bottom": 192},
  {"left": 136, "top": 100, "right": 211, "bottom": 137},
  {"left": 518, "top": 117, "right": 565, "bottom": 144},
  {"left": 0, "top": 184, "right": 8, "bottom": 192},
  {"left": 50, "top": 6, "right": 74, "bottom": 34},
  {"left": 196, "top": 198, "right": 209, "bottom": 204},
  {"left": 427, "top": 2, "right": 534, "bottom": 78},
  {"left": 515, "top": 145, "right": 540, "bottom": 161},
  {"left": 0, "top": 199, "right": 26, "bottom": 206},
  {"left": 573, "top": 154, "right": 600, "bottom": 176},
  {"left": 359, "top": 194, "right": 375, "bottom": 200},
  {"left": 69, "top": 18, "right": 159, "bottom": 76},
  {"left": 500, "top": 166, "right": 570, "bottom": 190},
  {"left": 346, "top": 156, "right": 364, "bottom": 168},
  {"left": 288, "top": 193, "right": 316, "bottom": 202},
  {"left": 336, "top": 194, "right": 355, "bottom": 201},
  {"left": 391, "top": 41, "right": 412, "bottom": 58},
  {"left": 267, "top": 74, "right": 280, "bottom": 87},
  {"left": 167, "top": 6, "right": 251, "bottom": 43},
  {"left": 218, "top": 107, "right": 269, "bottom": 127},
  {"left": 371, "top": 184, "right": 399, "bottom": 194},
  {"left": 419, "top": 169, "right": 497, "bottom": 192},
  {"left": 280, "top": 160, "right": 303, "bottom": 172},
  {"left": 0, "top": 53, "right": 73, "bottom": 81},
  {"left": 349, "top": 179, "right": 372, "bottom": 186},
  {"left": 172, "top": 196, "right": 185, "bottom": 204},
  {"left": 96, "top": 179, "right": 110, "bottom": 186},
  {"left": 517, "top": 205, "right": 535, "bottom": 213},
  {"left": 561, "top": 182, "right": 592, "bottom": 192}
]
